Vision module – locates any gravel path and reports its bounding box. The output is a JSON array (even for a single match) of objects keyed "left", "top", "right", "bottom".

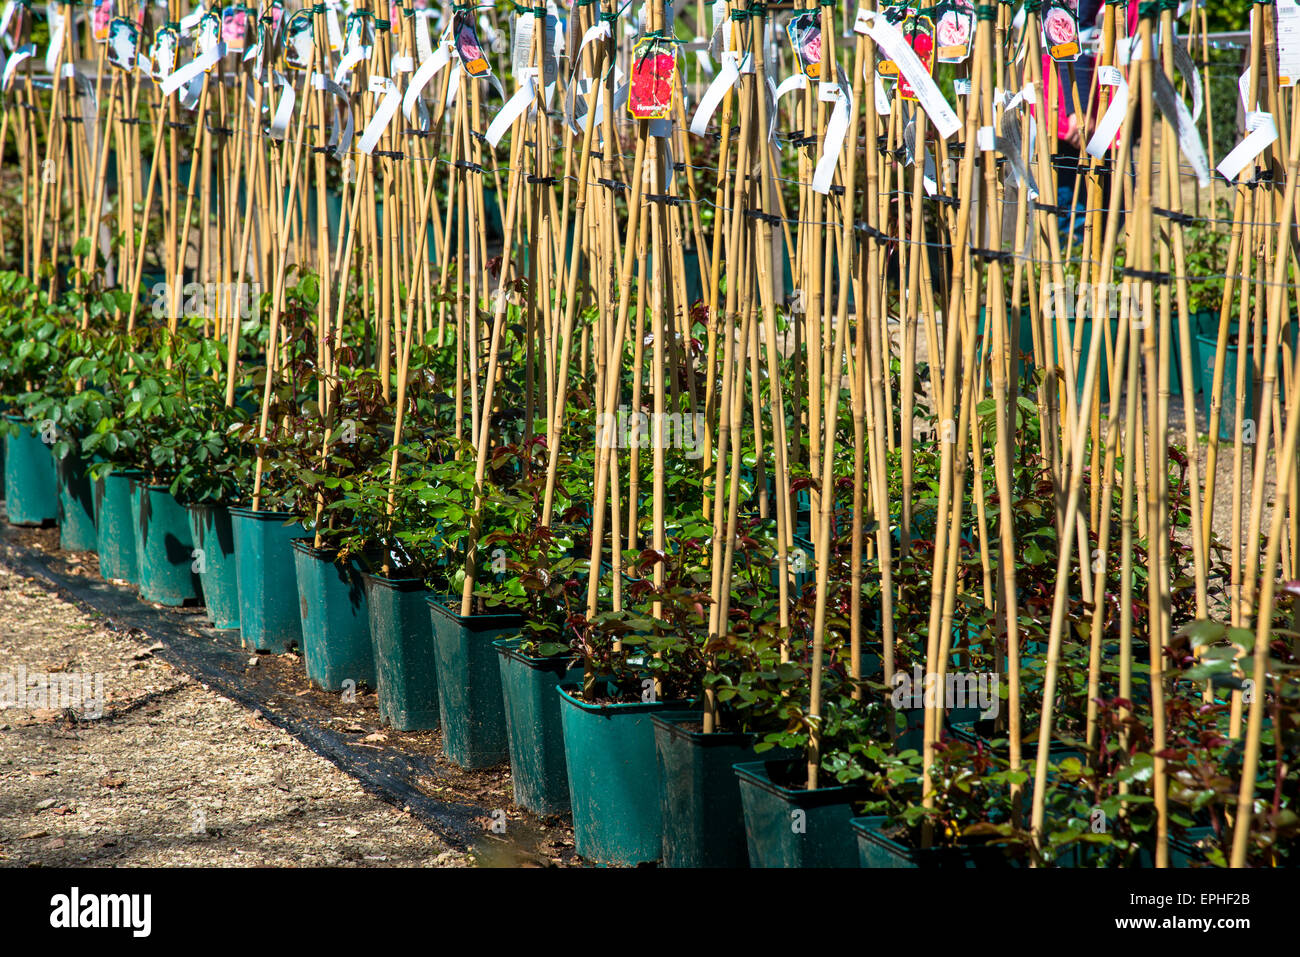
[{"left": 0, "top": 561, "right": 470, "bottom": 867}]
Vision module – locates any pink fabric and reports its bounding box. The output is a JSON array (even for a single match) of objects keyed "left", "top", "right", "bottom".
[{"left": 1040, "top": 2, "right": 1138, "bottom": 140}]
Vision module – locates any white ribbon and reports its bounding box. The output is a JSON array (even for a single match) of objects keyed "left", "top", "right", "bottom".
[
  {"left": 180, "top": 72, "right": 205, "bottom": 110},
  {"left": 268, "top": 71, "right": 296, "bottom": 140},
  {"left": 312, "top": 71, "right": 354, "bottom": 156},
  {"left": 334, "top": 40, "right": 372, "bottom": 85},
  {"left": 2, "top": 42, "right": 34, "bottom": 92},
  {"left": 403, "top": 41, "right": 452, "bottom": 122},
  {"left": 1172, "top": 35, "right": 1202, "bottom": 122},
  {"left": 179, "top": 5, "right": 205, "bottom": 35},
  {"left": 689, "top": 51, "right": 741, "bottom": 136},
  {"left": 853, "top": 9, "right": 959, "bottom": 139},
  {"left": 485, "top": 68, "right": 536, "bottom": 148},
  {"left": 44, "top": 5, "right": 64, "bottom": 73},
  {"left": 1086, "top": 66, "right": 1127, "bottom": 159},
  {"left": 1238, "top": 68, "right": 1261, "bottom": 114},
  {"left": 1218, "top": 111, "right": 1278, "bottom": 183},
  {"left": 875, "top": 74, "right": 892, "bottom": 114},
  {"left": 1152, "top": 65, "right": 1210, "bottom": 188},
  {"left": 415, "top": 11, "right": 434, "bottom": 62},
  {"left": 770, "top": 71, "right": 807, "bottom": 143},
  {"left": 161, "top": 41, "right": 227, "bottom": 97},
  {"left": 812, "top": 79, "right": 852, "bottom": 195},
  {"left": 0, "top": 1, "right": 17, "bottom": 48},
  {"left": 358, "top": 75, "right": 402, "bottom": 154},
  {"left": 446, "top": 61, "right": 462, "bottom": 109},
  {"left": 579, "top": 68, "right": 626, "bottom": 134},
  {"left": 325, "top": 2, "right": 344, "bottom": 51},
  {"left": 575, "top": 19, "right": 611, "bottom": 67},
  {"left": 243, "top": 27, "right": 262, "bottom": 64}
]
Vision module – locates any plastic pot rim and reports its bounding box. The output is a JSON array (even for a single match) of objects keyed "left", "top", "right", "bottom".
[
  {"left": 426, "top": 593, "right": 523, "bottom": 630},
  {"left": 650, "top": 710, "right": 756, "bottom": 747},
  {"left": 733, "top": 758, "right": 871, "bottom": 805},
  {"left": 556, "top": 682, "right": 692, "bottom": 715}
]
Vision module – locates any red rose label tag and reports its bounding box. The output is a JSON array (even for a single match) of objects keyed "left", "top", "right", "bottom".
[{"left": 628, "top": 37, "right": 676, "bottom": 120}]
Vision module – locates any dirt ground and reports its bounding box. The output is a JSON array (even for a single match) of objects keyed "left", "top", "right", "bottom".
[{"left": 0, "top": 559, "right": 477, "bottom": 867}]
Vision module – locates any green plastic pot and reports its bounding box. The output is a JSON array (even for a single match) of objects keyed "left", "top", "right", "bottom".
[
  {"left": 1070, "top": 824, "right": 1217, "bottom": 868},
  {"left": 363, "top": 573, "right": 439, "bottom": 730},
  {"left": 494, "top": 637, "right": 582, "bottom": 816},
  {"left": 734, "top": 758, "right": 868, "bottom": 868},
  {"left": 292, "top": 540, "right": 375, "bottom": 692},
  {"left": 94, "top": 469, "right": 140, "bottom": 583},
  {"left": 1194, "top": 318, "right": 1298, "bottom": 439},
  {"left": 187, "top": 503, "right": 240, "bottom": 630},
  {"left": 131, "top": 482, "right": 201, "bottom": 606},
  {"left": 557, "top": 683, "right": 689, "bottom": 866},
  {"left": 56, "top": 451, "right": 97, "bottom": 551},
  {"left": 427, "top": 597, "right": 522, "bottom": 768},
  {"left": 977, "top": 305, "right": 1036, "bottom": 389},
  {"left": 851, "top": 815, "right": 1020, "bottom": 868},
  {"left": 3, "top": 416, "right": 58, "bottom": 526},
  {"left": 230, "top": 507, "right": 303, "bottom": 652},
  {"left": 1063, "top": 315, "right": 1121, "bottom": 404},
  {"left": 1197, "top": 325, "right": 1247, "bottom": 443},
  {"left": 652, "top": 711, "right": 770, "bottom": 868}
]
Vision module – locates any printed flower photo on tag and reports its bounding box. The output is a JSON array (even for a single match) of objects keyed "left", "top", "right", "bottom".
[
  {"left": 150, "top": 25, "right": 178, "bottom": 80},
  {"left": 934, "top": 0, "right": 973, "bottom": 64},
  {"left": 898, "top": 13, "right": 934, "bottom": 102},
  {"left": 284, "top": 9, "right": 314, "bottom": 70},
  {"left": 1043, "top": 0, "right": 1080, "bottom": 62},
  {"left": 92, "top": 0, "right": 114, "bottom": 41},
  {"left": 453, "top": 10, "right": 491, "bottom": 77},
  {"left": 628, "top": 36, "right": 675, "bottom": 120},
  {"left": 106, "top": 15, "right": 137, "bottom": 71},
  {"left": 786, "top": 10, "right": 822, "bottom": 80},
  {"left": 197, "top": 10, "right": 221, "bottom": 59},
  {"left": 221, "top": 5, "right": 248, "bottom": 53}
]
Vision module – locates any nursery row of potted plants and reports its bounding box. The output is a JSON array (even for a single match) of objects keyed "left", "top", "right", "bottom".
[
  {"left": 1, "top": 264, "right": 1285, "bottom": 867},
  {"left": 0, "top": 423, "right": 1232, "bottom": 867}
]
